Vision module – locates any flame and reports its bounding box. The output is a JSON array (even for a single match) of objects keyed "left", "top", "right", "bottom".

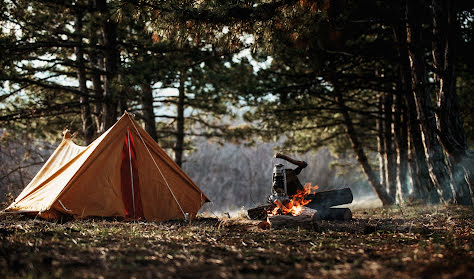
[{"left": 269, "top": 183, "right": 319, "bottom": 216}]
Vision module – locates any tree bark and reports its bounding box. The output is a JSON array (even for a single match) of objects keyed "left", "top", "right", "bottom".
[
  {"left": 383, "top": 92, "right": 397, "bottom": 200},
  {"left": 394, "top": 91, "right": 409, "bottom": 203},
  {"left": 87, "top": 20, "right": 104, "bottom": 133},
  {"left": 407, "top": 87, "right": 438, "bottom": 202},
  {"left": 99, "top": 0, "right": 118, "bottom": 132},
  {"left": 74, "top": 10, "right": 94, "bottom": 145},
  {"left": 393, "top": 2, "right": 438, "bottom": 203},
  {"left": 91, "top": 62, "right": 103, "bottom": 132},
  {"left": 118, "top": 74, "right": 128, "bottom": 115},
  {"left": 431, "top": 0, "right": 473, "bottom": 204},
  {"left": 406, "top": 0, "right": 454, "bottom": 202},
  {"left": 377, "top": 95, "right": 387, "bottom": 193},
  {"left": 141, "top": 82, "right": 158, "bottom": 142},
  {"left": 175, "top": 69, "right": 185, "bottom": 166},
  {"left": 336, "top": 92, "right": 393, "bottom": 205}
]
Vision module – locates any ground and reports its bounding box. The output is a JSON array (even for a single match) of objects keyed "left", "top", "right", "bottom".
[{"left": 0, "top": 205, "right": 473, "bottom": 278}]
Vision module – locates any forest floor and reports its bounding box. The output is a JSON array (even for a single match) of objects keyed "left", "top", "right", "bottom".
[{"left": 0, "top": 205, "right": 473, "bottom": 278}]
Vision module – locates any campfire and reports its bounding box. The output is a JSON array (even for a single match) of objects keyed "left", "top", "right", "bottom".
[
  {"left": 269, "top": 183, "right": 319, "bottom": 217},
  {"left": 247, "top": 153, "right": 354, "bottom": 230}
]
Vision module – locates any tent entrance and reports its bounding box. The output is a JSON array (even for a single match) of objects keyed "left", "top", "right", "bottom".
[{"left": 120, "top": 128, "right": 144, "bottom": 219}]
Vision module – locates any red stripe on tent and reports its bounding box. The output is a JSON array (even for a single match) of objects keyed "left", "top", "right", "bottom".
[{"left": 120, "top": 128, "right": 144, "bottom": 219}]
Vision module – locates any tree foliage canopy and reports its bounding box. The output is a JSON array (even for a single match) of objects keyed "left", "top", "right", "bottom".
[{"left": 1, "top": 0, "right": 473, "bottom": 205}]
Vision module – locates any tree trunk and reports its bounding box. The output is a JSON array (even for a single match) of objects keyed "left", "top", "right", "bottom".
[
  {"left": 141, "top": 82, "right": 158, "bottom": 142},
  {"left": 336, "top": 92, "right": 393, "bottom": 205},
  {"left": 377, "top": 95, "right": 387, "bottom": 193},
  {"left": 398, "top": 96, "right": 409, "bottom": 202},
  {"left": 392, "top": 11, "right": 438, "bottom": 203},
  {"left": 383, "top": 92, "right": 397, "bottom": 200},
  {"left": 394, "top": 91, "right": 409, "bottom": 203},
  {"left": 407, "top": 88, "right": 438, "bottom": 202},
  {"left": 432, "top": 0, "right": 473, "bottom": 205},
  {"left": 88, "top": 23, "right": 104, "bottom": 133},
  {"left": 406, "top": 0, "right": 454, "bottom": 202},
  {"left": 90, "top": 58, "right": 104, "bottom": 133},
  {"left": 118, "top": 74, "right": 128, "bottom": 115},
  {"left": 99, "top": 0, "right": 118, "bottom": 132},
  {"left": 74, "top": 10, "right": 94, "bottom": 145},
  {"left": 175, "top": 69, "right": 185, "bottom": 167}
]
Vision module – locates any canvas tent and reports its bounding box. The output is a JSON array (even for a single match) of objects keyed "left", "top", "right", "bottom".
[{"left": 5, "top": 112, "right": 209, "bottom": 221}]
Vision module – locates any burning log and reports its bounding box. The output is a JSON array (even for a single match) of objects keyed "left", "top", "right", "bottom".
[
  {"left": 267, "top": 208, "right": 320, "bottom": 230},
  {"left": 305, "top": 188, "right": 353, "bottom": 210}
]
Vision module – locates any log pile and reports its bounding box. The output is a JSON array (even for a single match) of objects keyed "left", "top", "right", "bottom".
[{"left": 248, "top": 187, "right": 353, "bottom": 222}]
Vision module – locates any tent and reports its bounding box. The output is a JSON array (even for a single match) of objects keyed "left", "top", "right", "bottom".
[{"left": 5, "top": 112, "right": 209, "bottom": 221}]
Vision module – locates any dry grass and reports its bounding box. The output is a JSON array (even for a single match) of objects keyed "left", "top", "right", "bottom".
[{"left": 1, "top": 205, "right": 473, "bottom": 278}]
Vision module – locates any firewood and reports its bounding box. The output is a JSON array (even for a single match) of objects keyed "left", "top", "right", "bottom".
[
  {"left": 247, "top": 204, "right": 272, "bottom": 220},
  {"left": 319, "top": 208, "right": 352, "bottom": 221},
  {"left": 267, "top": 208, "right": 321, "bottom": 230},
  {"left": 248, "top": 188, "right": 353, "bottom": 220},
  {"left": 306, "top": 188, "right": 353, "bottom": 210}
]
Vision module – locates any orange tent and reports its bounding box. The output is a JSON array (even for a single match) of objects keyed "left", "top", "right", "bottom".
[{"left": 5, "top": 112, "right": 209, "bottom": 221}]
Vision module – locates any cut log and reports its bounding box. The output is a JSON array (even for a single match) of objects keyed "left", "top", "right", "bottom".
[
  {"left": 247, "top": 204, "right": 273, "bottom": 220},
  {"left": 306, "top": 188, "right": 353, "bottom": 210},
  {"left": 267, "top": 208, "right": 320, "bottom": 230},
  {"left": 319, "top": 208, "right": 352, "bottom": 221}
]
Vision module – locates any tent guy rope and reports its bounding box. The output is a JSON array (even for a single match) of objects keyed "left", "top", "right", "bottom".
[
  {"left": 58, "top": 199, "right": 72, "bottom": 213},
  {"left": 128, "top": 115, "right": 186, "bottom": 218}
]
